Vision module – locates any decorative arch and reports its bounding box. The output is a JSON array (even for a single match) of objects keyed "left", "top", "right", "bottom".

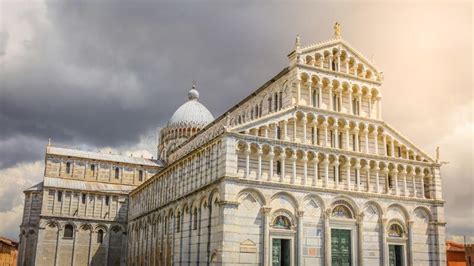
[
  {"left": 363, "top": 200, "right": 384, "bottom": 218},
  {"left": 387, "top": 203, "right": 410, "bottom": 222},
  {"left": 271, "top": 209, "right": 296, "bottom": 230},
  {"left": 413, "top": 206, "right": 433, "bottom": 222},
  {"left": 270, "top": 191, "right": 299, "bottom": 211},
  {"left": 387, "top": 219, "right": 407, "bottom": 238},
  {"left": 301, "top": 194, "right": 326, "bottom": 211},
  {"left": 330, "top": 195, "right": 360, "bottom": 215},
  {"left": 237, "top": 188, "right": 266, "bottom": 206}
]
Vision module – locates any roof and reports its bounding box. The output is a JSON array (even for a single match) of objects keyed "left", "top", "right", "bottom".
[
  {"left": 47, "top": 146, "right": 163, "bottom": 167},
  {"left": 24, "top": 182, "right": 43, "bottom": 192},
  {"left": 447, "top": 241, "right": 466, "bottom": 252},
  {"left": 167, "top": 87, "right": 214, "bottom": 129},
  {"left": 0, "top": 237, "right": 18, "bottom": 248},
  {"left": 43, "top": 176, "right": 135, "bottom": 194}
]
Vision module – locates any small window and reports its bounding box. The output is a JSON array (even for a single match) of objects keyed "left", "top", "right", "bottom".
[
  {"left": 338, "top": 132, "right": 343, "bottom": 149},
  {"left": 276, "top": 160, "right": 282, "bottom": 175},
  {"left": 276, "top": 126, "right": 281, "bottom": 140},
  {"left": 312, "top": 90, "right": 318, "bottom": 108},
  {"left": 388, "top": 174, "right": 393, "bottom": 188},
  {"left": 90, "top": 164, "right": 95, "bottom": 176},
  {"left": 81, "top": 193, "right": 86, "bottom": 204},
  {"left": 114, "top": 167, "right": 120, "bottom": 179},
  {"left": 311, "top": 127, "right": 315, "bottom": 145},
  {"left": 386, "top": 144, "right": 391, "bottom": 156},
  {"left": 268, "top": 97, "right": 272, "bottom": 112},
  {"left": 138, "top": 170, "right": 144, "bottom": 182},
  {"left": 176, "top": 214, "right": 181, "bottom": 232},
  {"left": 193, "top": 209, "right": 198, "bottom": 230},
  {"left": 64, "top": 224, "right": 73, "bottom": 238},
  {"left": 279, "top": 92, "right": 283, "bottom": 110},
  {"left": 57, "top": 191, "right": 63, "bottom": 202},
  {"left": 65, "top": 162, "right": 71, "bottom": 174},
  {"left": 105, "top": 195, "right": 110, "bottom": 206},
  {"left": 97, "top": 229, "right": 104, "bottom": 244}
]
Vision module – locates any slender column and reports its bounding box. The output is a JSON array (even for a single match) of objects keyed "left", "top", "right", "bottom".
[
  {"left": 393, "top": 169, "right": 399, "bottom": 195},
  {"left": 291, "top": 153, "right": 297, "bottom": 184},
  {"left": 313, "top": 156, "right": 319, "bottom": 186},
  {"left": 334, "top": 161, "right": 340, "bottom": 189},
  {"left": 302, "top": 153, "right": 308, "bottom": 185},
  {"left": 380, "top": 218, "right": 388, "bottom": 266},
  {"left": 328, "top": 85, "right": 333, "bottom": 110},
  {"left": 354, "top": 129, "right": 360, "bottom": 152},
  {"left": 355, "top": 162, "right": 361, "bottom": 191},
  {"left": 364, "top": 165, "right": 371, "bottom": 192},
  {"left": 406, "top": 148, "right": 410, "bottom": 159},
  {"left": 307, "top": 81, "right": 312, "bottom": 107},
  {"left": 296, "top": 78, "right": 301, "bottom": 105},
  {"left": 264, "top": 126, "right": 268, "bottom": 138},
  {"left": 364, "top": 128, "right": 369, "bottom": 153},
  {"left": 262, "top": 206, "right": 272, "bottom": 266},
  {"left": 257, "top": 149, "right": 262, "bottom": 180},
  {"left": 312, "top": 123, "right": 318, "bottom": 145},
  {"left": 374, "top": 165, "right": 380, "bottom": 193},
  {"left": 334, "top": 126, "right": 339, "bottom": 149},
  {"left": 348, "top": 91, "right": 353, "bottom": 114},
  {"left": 323, "top": 158, "right": 329, "bottom": 188},
  {"left": 283, "top": 120, "right": 288, "bottom": 141},
  {"left": 383, "top": 168, "right": 390, "bottom": 194},
  {"left": 391, "top": 139, "right": 395, "bottom": 157},
  {"left": 274, "top": 123, "right": 278, "bottom": 139},
  {"left": 346, "top": 163, "right": 351, "bottom": 191},
  {"left": 407, "top": 221, "right": 414, "bottom": 266},
  {"left": 411, "top": 171, "right": 417, "bottom": 197},
  {"left": 302, "top": 117, "right": 307, "bottom": 144},
  {"left": 420, "top": 174, "right": 425, "bottom": 198},
  {"left": 297, "top": 211, "right": 305, "bottom": 266},
  {"left": 323, "top": 209, "right": 331, "bottom": 266},
  {"left": 323, "top": 121, "right": 329, "bottom": 147},
  {"left": 368, "top": 96, "right": 372, "bottom": 118},
  {"left": 244, "top": 147, "right": 251, "bottom": 178},
  {"left": 268, "top": 149, "right": 274, "bottom": 181},
  {"left": 401, "top": 169, "right": 408, "bottom": 196},
  {"left": 374, "top": 131, "right": 379, "bottom": 155},
  {"left": 344, "top": 125, "right": 350, "bottom": 150},
  {"left": 357, "top": 214, "right": 365, "bottom": 266},
  {"left": 318, "top": 84, "right": 323, "bottom": 107},
  {"left": 293, "top": 117, "right": 297, "bottom": 142},
  {"left": 382, "top": 134, "right": 387, "bottom": 156},
  {"left": 280, "top": 154, "right": 286, "bottom": 183}
]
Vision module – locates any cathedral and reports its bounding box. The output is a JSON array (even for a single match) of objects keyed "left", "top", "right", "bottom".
[{"left": 18, "top": 24, "right": 447, "bottom": 266}]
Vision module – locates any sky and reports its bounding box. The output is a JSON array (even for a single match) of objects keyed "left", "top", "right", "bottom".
[{"left": 0, "top": 0, "right": 472, "bottom": 242}]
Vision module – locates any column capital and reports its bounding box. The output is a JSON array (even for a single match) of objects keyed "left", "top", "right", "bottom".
[
  {"left": 261, "top": 206, "right": 272, "bottom": 215},
  {"left": 296, "top": 210, "right": 305, "bottom": 218}
]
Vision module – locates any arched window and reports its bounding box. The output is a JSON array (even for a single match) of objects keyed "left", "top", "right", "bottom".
[
  {"left": 64, "top": 224, "right": 74, "bottom": 238},
  {"left": 273, "top": 215, "right": 291, "bottom": 229},
  {"left": 268, "top": 97, "right": 273, "bottom": 112},
  {"left": 176, "top": 213, "right": 181, "bottom": 232},
  {"left": 331, "top": 205, "right": 353, "bottom": 219},
  {"left": 97, "top": 229, "right": 104, "bottom": 243},
  {"left": 114, "top": 167, "right": 120, "bottom": 179},
  {"left": 193, "top": 209, "right": 198, "bottom": 230},
  {"left": 138, "top": 170, "right": 143, "bottom": 182},
  {"left": 388, "top": 223, "right": 404, "bottom": 238},
  {"left": 65, "top": 162, "right": 71, "bottom": 174},
  {"left": 276, "top": 160, "right": 282, "bottom": 175}
]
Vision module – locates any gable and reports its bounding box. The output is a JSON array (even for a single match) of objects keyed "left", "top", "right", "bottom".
[{"left": 297, "top": 39, "right": 382, "bottom": 83}]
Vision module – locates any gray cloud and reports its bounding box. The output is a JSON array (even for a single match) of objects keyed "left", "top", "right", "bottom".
[{"left": 0, "top": 0, "right": 472, "bottom": 240}]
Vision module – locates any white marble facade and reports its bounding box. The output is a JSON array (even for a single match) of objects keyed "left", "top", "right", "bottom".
[{"left": 19, "top": 27, "right": 446, "bottom": 266}]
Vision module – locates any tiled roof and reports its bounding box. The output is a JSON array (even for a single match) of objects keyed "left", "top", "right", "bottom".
[
  {"left": 47, "top": 146, "right": 163, "bottom": 167},
  {"left": 43, "top": 176, "right": 135, "bottom": 194}
]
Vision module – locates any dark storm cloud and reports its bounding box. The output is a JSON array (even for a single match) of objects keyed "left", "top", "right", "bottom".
[{"left": 0, "top": 0, "right": 472, "bottom": 240}]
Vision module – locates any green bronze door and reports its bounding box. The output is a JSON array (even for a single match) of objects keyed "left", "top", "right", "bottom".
[
  {"left": 389, "top": 245, "right": 403, "bottom": 266},
  {"left": 272, "top": 239, "right": 291, "bottom": 266},
  {"left": 331, "top": 229, "right": 352, "bottom": 266}
]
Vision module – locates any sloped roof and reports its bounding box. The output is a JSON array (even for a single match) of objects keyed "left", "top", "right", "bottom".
[
  {"left": 24, "top": 182, "right": 43, "bottom": 192},
  {"left": 43, "top": 176, "right": 135, "bottom": 194},
  {"left": 47, "top": 146, "right": 163, "bottom": 167}
]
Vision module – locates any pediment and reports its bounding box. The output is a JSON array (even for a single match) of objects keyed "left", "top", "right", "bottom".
[{"left": 297, "top": 39, "right": 382, "bottom": 82}]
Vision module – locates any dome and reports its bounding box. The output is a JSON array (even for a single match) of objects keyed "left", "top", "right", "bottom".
[{"left": 167, "top": 85, "right": 214, "bottom": 128}]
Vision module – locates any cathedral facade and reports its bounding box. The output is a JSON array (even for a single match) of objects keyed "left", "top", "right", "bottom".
[{"left": 18, "top": 26, "right": 446, "bottom": 266}]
